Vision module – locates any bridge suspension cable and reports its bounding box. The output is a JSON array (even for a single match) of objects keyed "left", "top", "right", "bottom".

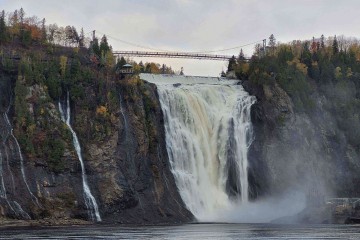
[
  {"left": 112, "top": 51, "right": 241, "bottom": 61},
  {"left": 192, "top": 40, "right": 264, "bottom": 53},
  {"left": 96, "top": 30, "right": 169, "bottom": 52},
  {"left": 94, "top": 30, "right": 264, "bottom": 54}
]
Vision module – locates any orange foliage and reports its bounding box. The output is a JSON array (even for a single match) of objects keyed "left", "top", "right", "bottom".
[
  {"left": 311, "top": 41, "right": 318, "bottom": 52},
  {"left": 148, "top": 63, "right": 161, "bottom": 74},
  {"left": 96, "top": 105, "right": 108, "bottom": 116},
  {"left": 24, "top": 24, "right": 42, "bottom": 41}
]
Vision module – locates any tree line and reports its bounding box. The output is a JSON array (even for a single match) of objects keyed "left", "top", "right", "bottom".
[
  {"left": 227, "top": 33, "right": 360, "bottom": 149},
  {"left": 0, "top": 8, "right": 89, "bottom": 47}
]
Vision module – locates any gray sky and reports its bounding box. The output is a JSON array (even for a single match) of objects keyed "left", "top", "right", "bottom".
[{"left": 2, "top": 0, "right": 360, "bottom": 76}]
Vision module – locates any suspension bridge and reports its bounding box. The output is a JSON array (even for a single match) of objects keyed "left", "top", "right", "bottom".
[
  {"left": 91, "top": 30, "right": 265, "bottom": 62},
  {"left": 113, "top": 51, "right": 247, "bottom": 61}
]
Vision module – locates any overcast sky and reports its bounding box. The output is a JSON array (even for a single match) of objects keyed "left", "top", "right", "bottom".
[{"left": 1, "top": 0, "right": 360, "bottom": 76}]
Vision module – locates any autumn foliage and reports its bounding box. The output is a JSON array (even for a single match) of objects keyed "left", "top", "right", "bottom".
[
  {"left": 0, "top": 8, "right": 87, "bottom": 47},
  {"left": 96, "top": 106, "right": 108, "bottom": 116}
]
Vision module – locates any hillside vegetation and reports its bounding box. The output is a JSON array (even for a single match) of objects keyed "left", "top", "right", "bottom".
[
  {"left": 0, "top": 8, "right": 176, "bottom": 171},
  {"left": 229, "top": 34, "right": 360, "bottom": 150}
]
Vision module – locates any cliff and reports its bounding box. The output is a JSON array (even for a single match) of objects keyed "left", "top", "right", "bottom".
[
  {"left": 0, "top": 46, "right": 192, "bottom": 224},
  {"left": 2, "top": 43, "right": 360, "bottom": 225},
  {"left": 243, "top": 78, "right": 360, "bottom": 222}
]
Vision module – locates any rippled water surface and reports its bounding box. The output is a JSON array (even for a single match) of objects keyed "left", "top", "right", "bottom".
[{"left": 1, "top": 224, "right": 360, "bottom": 239}]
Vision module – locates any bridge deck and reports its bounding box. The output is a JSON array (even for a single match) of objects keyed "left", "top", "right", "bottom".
[{"left": 113, "top": 51, "right": 247, "bottom": 61}]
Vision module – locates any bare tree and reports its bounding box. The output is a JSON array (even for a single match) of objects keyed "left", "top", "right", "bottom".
[
  {"left": 47, "top": 23, "right": 58, "bottom": 44},
  {"left": 54, "top": 26, "right": 66, "bottom": 45}
]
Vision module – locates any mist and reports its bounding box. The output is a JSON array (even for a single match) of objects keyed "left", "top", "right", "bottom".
[{"left": 198, "top": 191, "right": 306, "bottom": 223}]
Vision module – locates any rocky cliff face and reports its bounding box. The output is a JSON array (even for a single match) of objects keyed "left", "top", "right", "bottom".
[
  {"left": 243, "top": 80, "right": 360, "bottom": 202},
  {"left": 2, "top": 47, "right": 359, "bottom": 225},
  {"left": 82, "top": 78, "right": 193, "bottom": 223},
  {"left": 0, "top": 67, "right": 192, "bottom": 224}
]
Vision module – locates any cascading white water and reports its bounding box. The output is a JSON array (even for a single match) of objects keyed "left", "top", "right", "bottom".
[
  {"left": 0, "top": 100, "right": 33, "bottom": 219},
  {"left": 119, "top": 93, "right": 128, "bottom": 132},
  {"left": 58, "top": 92, "right": 101, "bottom": 222},
  {"left": 140, "top": 74, "right": 255, "bottom": 221},
  {"left": 3, "top": 103, "right": 39, "bottom": 207}
]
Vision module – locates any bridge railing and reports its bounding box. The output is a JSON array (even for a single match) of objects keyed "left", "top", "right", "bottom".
[{"left": 113, "top": 51, "right": 248, "bottom": 61}]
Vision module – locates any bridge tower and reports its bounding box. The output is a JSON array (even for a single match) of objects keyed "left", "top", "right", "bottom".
[{"left": 263, "top": 39, "right": 267, "bottom": 55}]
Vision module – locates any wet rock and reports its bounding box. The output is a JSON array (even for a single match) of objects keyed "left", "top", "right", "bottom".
[{"left": 243, "top": 79, "right": 360, "bottom": 204}]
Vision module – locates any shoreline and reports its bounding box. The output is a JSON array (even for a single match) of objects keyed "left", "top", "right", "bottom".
[
  {"left": 0, "top": 218, "right": 92, "bottom": 230},
  {"left": 1, "top": 218, "right": 358, "bottom": 230}
]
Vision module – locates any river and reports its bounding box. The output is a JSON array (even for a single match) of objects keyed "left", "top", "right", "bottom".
[{"left": 1, "top": 224, "right": 359, "bottom": 239}]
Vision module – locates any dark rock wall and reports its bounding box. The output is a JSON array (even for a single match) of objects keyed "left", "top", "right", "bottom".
[
  {"left": 82, "top": 80, "right": 193, "bottom": 223},
  {"left": 0, "top": 71, "right": 192, "bottom": 223},
  {"left": 3, "top": 64, "right": 359, "bottom": 225},
  {"left": 243, "top": 80, "right": 360, "bottom": 200}
]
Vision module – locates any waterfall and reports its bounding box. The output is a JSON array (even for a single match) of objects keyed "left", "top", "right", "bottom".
[
  {"left": 140, "top": 74, "right": 255, "bottom": 221},
  {"left": 3, "top": 100, "right": 39, "bottom": 207},
  {"left": 0, "top": 99, "right": 33, "bottom": 219},
  {"left": 118, "top": 92, "right": 128, "bottom": 132},
  {"left": 58, "top": 92, "right": 101, "bottom": 222}
]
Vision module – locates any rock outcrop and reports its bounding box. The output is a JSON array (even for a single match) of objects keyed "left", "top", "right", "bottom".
[
  {"left": 243, "top": 79, "right": 360, "bottom": 222},
  {"left": 1, "top": 48, "right": 359, "bottom": 225},
  {"left": 0, "top": 68, "right": 192, "bottom": 224}
]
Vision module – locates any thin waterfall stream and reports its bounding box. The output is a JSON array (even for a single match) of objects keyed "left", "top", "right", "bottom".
[
  {"left": 58, "top": 92, "right": 101, "bottom": 222},
  {"left": 0, "top": 97, "right": 34, "bottom": 219},
  {"left": 3, "top": 99, "right": 39, "bottom": 207}
]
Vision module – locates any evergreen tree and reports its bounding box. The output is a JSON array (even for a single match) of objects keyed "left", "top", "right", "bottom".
[
  {"left": 269, "top": 34, "right": 276, "bottom": 54},
  {"left": 227, "top": 55, "right": 237, "bottom": 72},
  {"left": 41, "top": 18, "right": 47, "bottom": 43},
  {"left": 139, "top": 61, "right": 144, "bottom": 72},
  {"left": 320, "top": 34, "right": 325, "bottom": 48},
  {"left": 333, "top": 35, "right": 339, "bottom": 55},
  {"left": 19, "top": 8, "right": 25, "bottom": 42},
  {"left": 100, "top": 35, "right": 110, "bottom": 54},
  {"left": 17, "top": 9, "right": 30, "bottom": 47},
  {"left": 269, "top": 34, "right": 276, "bottom": 46},
  {"left": 238, "top": 48, "right": 245, "bottom": 62},
  {"left": 301, "top": 41, "right": 312, "bottom": 67},
  {"left": 19, "top": 8, "right": 26, "bottom": 43},
  {"left": 70, "top": 59, "right": 81, "bottom": 78},
  {"left": 21, "top": 30, "right": 31, "bottom": 46},
  {"left": 10, "top": 9, "right": 19, "bottom": 41},
  {"left": 145, "top": 63, "right": 151, "bottom": 73},
  {"left": 11, "top": 10, "right": 19, "bottom": 27},
  {"left": 0, "top": 10, "right": 7, "bottom": 43},
  {"left": 79, "top": 27, "right": 85, "bottom": 47},
  {"left": 277, "top": 45, "right": 294, "bottom": 64},
  {"left": 91, "top": 38, "right": 100, "bottom": 56},
  {"left": 19, "top": 8, "right": 24, "bottom": 26},
  {"left": 116, "top": 57, "right": 126, "bottom": 69}
]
